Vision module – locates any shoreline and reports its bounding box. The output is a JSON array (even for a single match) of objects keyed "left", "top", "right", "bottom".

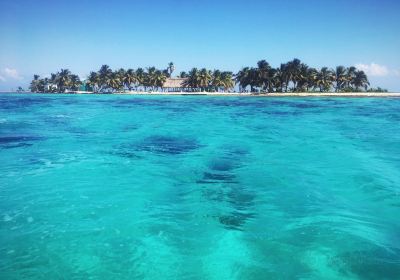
[
  {"left": 115, "top": 91, "right": 400, "bottom": 97},
  {"left": 2, "top": 91, "right": 400, "bottom": 97}
]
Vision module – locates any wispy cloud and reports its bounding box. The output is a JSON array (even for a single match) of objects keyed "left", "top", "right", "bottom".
[
  {"left": 0, "top": 67, "right": 23, "bottom": 81},
  {"left": 355, "top": 63, "right": 389, "bottom": 77},
  {"left": 4, "top": 68, "right": 22, "bottom": 79}
]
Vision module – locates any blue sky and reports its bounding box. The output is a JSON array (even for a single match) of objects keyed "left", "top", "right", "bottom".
[{"left": 0, "top": 0, "right": 399, "bottom": 91}]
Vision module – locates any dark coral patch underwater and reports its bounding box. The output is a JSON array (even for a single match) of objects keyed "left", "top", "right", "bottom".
[
  {"left": 136, "top": 135, "right": 201, "bottom": 155},
  {"left": 0, "top": 135, "right": 44, "bottom": 149}
]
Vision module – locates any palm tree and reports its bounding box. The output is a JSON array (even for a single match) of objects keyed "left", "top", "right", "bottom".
[
  {"left": 87, "top": 72, "right": 100, "bottom": 93},
  {"left": 115, "top": 68, "right": 126, "bottom": 92},
  {"left": 287, "top": 58, "right": 302, "bottom": 91},
  {"left": 29, "top": 74, "right": 41, "bottom": 92},
  {"left": 236, "top": 67, "right": 251, "bottom": 92},
  {"left": 211, "top": 70, "right": 223, "bottom": 91},
  {"left": 69, "top": 75, "right": 82, "bottom": 91},
  {"left": 198, "top": 68, "right": 212, "bottom": 91},
  {"left": 124, "top": 69, "right": 137, "bottom": 91},
  {"left": 274, "top": 64, "right": 289, "bottom": 92},
  {"left": 267, "top": 68, "right": 277, "bottom": 93},
  {"left": 154, "top": 70, "right": 167, "bottom": 91},
  {"left": 220, "top": 71, "right": 234, "bottom": 92},
  {"left": 296, "top": 64, "right": 309, "bottom": 92},
  {"left": 49, "top": 73, "right": 58, "bottom": 90},
  {"left": 306, "top": 68, "right": 318, "bottom": 92},
  {"left": 236, "top": 67, "right": 259, "bottom": 93},
  {"left": 352, "top": 70, "right": 369, "bottom": 91},
  {"left": 98, "top": 65, "right": 112, "bottom": 92},
  {"left": 335, "top": 66, "right": 347, "bottom": 92},
  {"left": 210, "top": 70, "right": 234, "bottom": 92},
  {"left": 135, "top": 68, "right": 145, "bottom": 90},
  {"left": 296, "top": 64, "right": 319, "bottom": 92},
  {"left": 145, "top": 67, "right": 157, "bottom": 90},
  {"left": 57, "top": 69, "right": 71, "bottom": 92},
  {"left": 256, "top": 60, "right": 276, "bottom": 92},
  {"left": 316, "top": 67, "right": 335, "bottom": 92},
  {"left": 179, "top": 71, "right": 188, "bottom": 78},
  {"left": 248, "top": 68, "right": 260, "bottom": 92},
  {"left": 167, "top": 62, "right": 175, "bottom": 77},
  {"left": 37, "top": 78, "right": 46, "bottom": 93},
  {"left": 273, "top": 68, "right": 283, "bottom": 92},
  {"left": 108, "top": 71, "right": 123, "bottom": 92},
  {"left": 43, "top": 77, "right": 50, "bottom": 91},
  {"left": 184, "top": 68, "right": 200, "bottom": 90},
  {"left": 345, "top": 66, "right": 357, "bottom": 89},
  {"left": 256, "top": 60, "right": 270, "bottom": 90}
]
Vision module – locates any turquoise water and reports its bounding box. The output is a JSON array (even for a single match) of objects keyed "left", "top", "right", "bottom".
[{"left": 0, "top": 93, "right": 399, "bottom": 279}]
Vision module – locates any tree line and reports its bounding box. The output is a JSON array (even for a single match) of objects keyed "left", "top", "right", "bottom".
[
  {"left": 29, "top": 59, "right": 385, "bottom": 93},
  {"left": 29, "top": 69, "right": 82, "bottom": 93},
  {"left": 29, "top": 62, "right": 235, "bottom": 93},
  {"left": 236, "top": 59, "right": 370, "bottom": 93}
]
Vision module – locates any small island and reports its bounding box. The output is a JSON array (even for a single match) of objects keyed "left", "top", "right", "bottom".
[{"left": 27, "top": 59, "right": 394, "bottom": 97}]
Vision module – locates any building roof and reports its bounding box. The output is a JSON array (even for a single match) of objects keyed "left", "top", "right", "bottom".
[{"left": 163, "top": 78, "right": 187, "bottom": 88}]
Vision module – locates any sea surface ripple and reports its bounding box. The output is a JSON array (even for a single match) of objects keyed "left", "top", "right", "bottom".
[{"left": 1, "top": 94, "right": 400, "bottom": 279}]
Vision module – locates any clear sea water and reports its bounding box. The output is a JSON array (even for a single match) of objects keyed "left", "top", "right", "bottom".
[{"left": 0, "top": 93, "right": 399, "bottom": 279}]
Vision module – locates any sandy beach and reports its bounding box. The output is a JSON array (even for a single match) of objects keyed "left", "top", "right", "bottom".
[
  {"left": 109, "top": 91, "right": 400, "bottom": 97},
  {"left": 4, "top": 91, "right": 399, "bottom": 97}
]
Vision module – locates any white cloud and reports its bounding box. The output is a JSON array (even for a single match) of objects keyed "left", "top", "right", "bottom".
[
  {"left": 4, "top": 68, "right": 23, "bottom": 80},
  {"left": 394, "top": 70, "right": 400, "bottom": 77},
  {"left": 0, "top": 67, "right": 23, "bottom": 81},
  {"left": 355, "top": 63, "right": 389, "bottom": 77}
]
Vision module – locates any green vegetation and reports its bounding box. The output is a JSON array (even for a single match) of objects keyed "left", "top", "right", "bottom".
[
  {"left": 29, "top": 59, "right": 386, "bottom": 93},
  {"left": 236, "top": 59, "right": 371, "bottom": 93},
  {"left": 29, "top": 70, "right": 82, "bottom": 93},
  {"left": 367, "top": 87, "right": 388, "bottom": 93},
  {"left": 16, "top": 86, "right": 25, "bottom": 93},
  {"left": 182, "top": 68, "right": 234, "bottom": 92}
]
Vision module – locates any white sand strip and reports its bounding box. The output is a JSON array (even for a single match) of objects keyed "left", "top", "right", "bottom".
[{"left": 114, "top": 91, "right": 400, "bottom": 97}]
